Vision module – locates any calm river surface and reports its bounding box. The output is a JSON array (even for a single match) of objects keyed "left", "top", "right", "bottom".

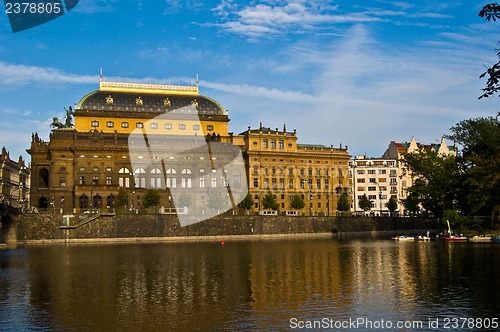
[{"left": 1, "top": 238, "right": 500, "bottom": 331}]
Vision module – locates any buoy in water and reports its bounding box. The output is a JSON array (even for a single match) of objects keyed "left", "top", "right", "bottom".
[{"left": 221, "top": 240, "right": 225, "bottom": 245}]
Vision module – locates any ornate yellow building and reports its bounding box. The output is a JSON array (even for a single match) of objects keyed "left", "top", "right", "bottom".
[
  {"left": 28, "top": 79, "right": 350, "bottom": 216},
  {"left": 239, "top": 124, "right": 350, "bottom": 215}
]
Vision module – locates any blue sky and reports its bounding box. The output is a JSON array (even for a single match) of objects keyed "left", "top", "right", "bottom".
[{"left": 0, "top": 0, "right": 498, "bottom": 161}]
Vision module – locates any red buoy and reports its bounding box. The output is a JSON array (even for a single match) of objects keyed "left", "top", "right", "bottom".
[{"left": 221, "top": 240, "right": 225, "bottom": 245}]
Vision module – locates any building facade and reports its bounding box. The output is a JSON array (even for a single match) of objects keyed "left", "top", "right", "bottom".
[
  {"left": 349, "top": 155, "right": 400, "bottom": 215},
  {"left": 28, "top": 79, "right": 350, "bottom": 216},
  {"left": 239, "top": 125, "right": 350, "bottom": 216},
  {"left": 1, "top": 147, "right": 30, "bottom": 210}
]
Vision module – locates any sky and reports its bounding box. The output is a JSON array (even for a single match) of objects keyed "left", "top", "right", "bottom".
[{"left": 0, "top": 0, "right": 499, "bottom": 162}]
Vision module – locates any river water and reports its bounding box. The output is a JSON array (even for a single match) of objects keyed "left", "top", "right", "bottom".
[{"left": 1, "top": 238, "right": 500, "bottom": 331}]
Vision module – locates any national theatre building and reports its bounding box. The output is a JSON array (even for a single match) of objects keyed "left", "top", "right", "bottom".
[{"left": 28, "top": 78, "right": 350, "bottom": 216}]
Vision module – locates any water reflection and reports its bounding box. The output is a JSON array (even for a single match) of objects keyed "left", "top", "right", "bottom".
[{"left": 1, "top": 239, "right": 500, "bottom": 331}]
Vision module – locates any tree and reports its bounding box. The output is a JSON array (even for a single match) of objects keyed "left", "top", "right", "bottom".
[
  {"left": 403, "top": 192, "right": 421, "bottom": 216},
  {"left": 115, "top": 187, "right": 128, "bottom": 210},
  {"left": 290, "top": 194, "right": 306, "bottom": 210},
  {"left": 262, "top": 191, "right": 279, "bottom": 210},
  {"left": 446, "top": 116, "right": 500, "bottom": 214},
  {"left": 238, "top": 193, "right": 255, "bottom": 213},
  {"left": 402, "top": 149, "right": 462, "bottom": 218},
  {"left": 478, "top": 3, "right": 500, "bottom": 105},
  {"left": 358, "top": 194, "right": 372, "bottom": 212},
  {"left": 142, "top": 189, "right": 161, "bottom": 209},
  {"left": 386, "top": 197, "right": 398, "bottom": 215},
  {"left": 337, "top": 193, "right": 350, "bottom": 214}
]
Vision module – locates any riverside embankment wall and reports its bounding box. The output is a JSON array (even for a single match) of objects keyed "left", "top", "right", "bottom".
[{"left": 13, "top": 214, "right": 437, "bottom": 244}]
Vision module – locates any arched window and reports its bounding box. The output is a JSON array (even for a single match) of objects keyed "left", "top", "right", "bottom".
[
  {"left": 166, "top": 168, "right": 177, "bottom": 188},
  {"left": 93, "top": 194, "right": 102, "bottom": 209},
  {"left": 150, "top": 168, "right": 162, "bottom": 188},
  {"left": 79, "top": 194, "right": 88, "bottom": 209},
  {"left": 134, "top": 168, "right": 146, "bottom": 188},
  {"left": 119, "top": 167, "right": 131, "bottom": 188},
  {"left": 181, "top": 168, "right": 192, "bottom": 188},
  {"left": 38, "top": 197, "right": 48, "bottom": 209}
]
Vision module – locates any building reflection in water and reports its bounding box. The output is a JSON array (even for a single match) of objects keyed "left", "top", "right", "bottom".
[{"left": 1, "top": 239, "right": 498, "bottom": 330}]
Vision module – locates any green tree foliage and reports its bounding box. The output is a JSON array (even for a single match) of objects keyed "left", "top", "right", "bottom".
[
  {"left": 337, "top": 193, "right": 350, "bottom": 213},
  {"left": 386, "top": 197, "right": 398, "bottom": 214},
  {"left": 403, "top": 192, "right": 421, "bottom": 216},
  {"left": 402, "top": 149, "right": 462, "bottom": 218},
  {"left": 142, "top": 189, "right": 161, "bottom": 208},
  {"left": 290, "top": 194, "right": 306, "bottom": 210},
  {"left": 358, "top": 194, "right": 372, "bottom": 211},
  {"left": 446, "top": 116, "right": 500, "bottom": 214},
  {"left": 262, "top": 191, "right": 279, "bottom": 210},
  {"left": 238, "top": 193, "right": 255, "bottom": 211},
  {"left": 115, "top": 187, "right": 128, "bottom": 208},
  {"left": 478, "top": 3, "right": 500, "bottom": 103}
]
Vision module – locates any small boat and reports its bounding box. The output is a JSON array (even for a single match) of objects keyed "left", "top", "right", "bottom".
[
  {"left": 391, "top": 235, "right": 415, "bottom": 241},
  {"left": 469, "top": 236, "right": 492, "bottom": 242},
  {"left": 417, "top": 235, "right": 431, "bottom": 241},
  {"left": 443, "top": 220, "right": 467, "bottom": 242}
]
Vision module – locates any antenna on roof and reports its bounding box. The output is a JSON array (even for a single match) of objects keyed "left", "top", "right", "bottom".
[
  {"left": 99, "top": 68, "right": 103, "bottom": 82},
  {"left": 196, "top": 73, "right": 199, "bottom": 87}
]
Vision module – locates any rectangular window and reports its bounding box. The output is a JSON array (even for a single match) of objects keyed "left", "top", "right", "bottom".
[
  {"left": 357, "top": 170, "right": 365, "bottom": 175},
  {"left": 369, "top": 178, "right": 376, "bottom": 183},
  {"left": 262, "top": 139, "right": 268, "bottom": 148},
  {"left": 324, "top": 179, "right": 329, "bottom": 189},
  {"left": 92, "top": 176, "right": 99, "bottom": 185},
  {"left": 121, "top": 122, "right": 129, "bottom": 128},
  {"left": 106, "top": 121, "right": 114, "bottom": 128},
  {"left": 136, "top": 122, "right": 143, "bottom": 128},
  {"left": 179, "top": 124, "right": 186, "bottom": 130},
  {"left": 211, "top": 177, "right": 217, "bottom": 188},
  {"left": 207, "top": 124, "right": 214, "bottom": 131},
  {"left": 316, "top": 169, "right": 321, "bottom": 177},
  {"left": 253, "top": 178, "right": 259, "bottom": 188},
  {"left": 106, "top": 176, "right": 112, "bottom": 185},
  {"left": 289, "top": 179, "right": 294, "bottom": 189},
  {"left": 368, "top": 170, "right": 375, "bottom": 174},
  {"left": 378, "top": 170, "right": 386, "bottom": 174},
  {"left": 264, "top": 179, "right": 269, "bottom": 189},
  {"left": 79, "top": 176, "right": 85, "bottom": 185},
  {"left": 368, "top": 186, "right": 376, "bottom": 191},
  {"left": 272, "top": 178, "right": 277, "bottom": 189},
  {"left": 316, "top": 179, "right": 321, "bottom": 189},
  {"left": 193, "top": 124, "right": 200, "bottom": 130},
  {"left": 369, "top": 195, "right": 377, "bottom": 200},
  {"left": 358, "top": 186, "right": 364, "bottom": 191},
  {"left": 79, "top": 167, "right": 85, "bottom": 172},
  {"left": 279, "top": 140, "right": 284, "bottom": 149},
  {"left": 271, "top": 140, "right": 276, "bottom": 149},
  {"left": 91, "top": 120, "right": 99, "bottom": 127},
  {"left": 199, "top": 177, "right": 205, "bottom": 188},
  {"left": 150, "top": 122, "right": 158, "bottom": 129},
  {"left": 280, "top": 178, "right": 284, "bottom": 190},
  {"left": 106, "top": 167, "right": 112, "bottom": 172},
  {"left": 357, "top": 179, "right": 365, "bottom": 183},
  {"left": 289, "top": 168, "right": 294, "bottom": 176},
  {"left": 165, "top": 123, "right": 172, "bottom": 130},
  {"left": 93, "top": 167, "right": 99, "bottom": 172}
]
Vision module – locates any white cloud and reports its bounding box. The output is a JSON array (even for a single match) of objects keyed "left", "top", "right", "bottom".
[
  {"left": 0, "top": 62, "right": 97, "bottom": 86},
  {"left": 213, "top": 1, "right": 382, "bottom": 38},
  {"left": 202, "top": 80, "right": 316, "bottom": 103}
]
